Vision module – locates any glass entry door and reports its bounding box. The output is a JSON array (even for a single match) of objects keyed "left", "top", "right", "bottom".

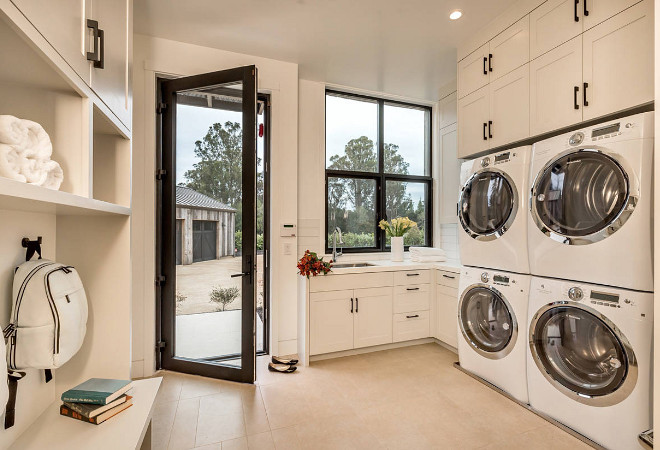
[{"left": 158, "top": 66, "right": 257, "bottom": 383}]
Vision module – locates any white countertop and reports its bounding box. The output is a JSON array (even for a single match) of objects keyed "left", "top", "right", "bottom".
[{"left": 326, "top": 258, "right": 462, "bottom": 275}]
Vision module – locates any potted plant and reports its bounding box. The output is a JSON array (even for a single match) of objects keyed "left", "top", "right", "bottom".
[
  {"left": 297, "top": 250, "right": 333, "bottom": 278},
  {"left": 379, "top": 217, "right": 417, "bottom": 262}
]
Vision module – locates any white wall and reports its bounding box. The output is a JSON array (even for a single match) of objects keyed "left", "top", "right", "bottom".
[
  {"left": 131, "top": 35, "right": 299, "bottom": 376},
  {"left": 654, "top": 0, "right": 659, "bottom": 437}
]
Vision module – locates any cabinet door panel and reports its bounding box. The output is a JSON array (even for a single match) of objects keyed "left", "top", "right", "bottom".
[
  {"left": 439, "top": 124, "right": 460, "bottom": 223},
  {"left": 439, "top": 92, "right": 457, "bottom": 129},
  {"left": 310, "top": 290, "right": 354, "bottom": 355},
  {"left": 393, "top": 285, "right": 430, "bottom": 314},
  {"left": 530, "top": 0, "right": 583, "bottom": 59},
  {"left": 530, "top": 37, "right": 583, "bottom": 135},
  {"left": 90, "top": 0, "right": 131, "bottom": 127},
  {"left": 582, "top": 0, "right": 641, "bottom": 31},
  {"left": 457, "top": 86, "right": 490, "bottom": 158},
  {"left": 582, "top": 0, "right": 653, "bottom": 120},
  {"left": 458, "top": 44, "right": 489, "bottom": 99},
  {"left": 353, "top": 289, "right": 393, "bottom": 349},
  {"left": 489, "top": 64, "right": 530, "bottom": 148},
  {"left": 490, "top": 16, "right": 529, "bottom": 81},
  {"left": 11, "top": 0, "right": 91, "bottom": 84},
  {"left": 393, "top": 311, "right": 429, "bottom": 342},
  {"left": 436, "top": 287, "right": 458, "bottom": 348}
]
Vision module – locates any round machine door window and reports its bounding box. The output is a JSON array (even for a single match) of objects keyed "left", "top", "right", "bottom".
[
  {"left": 533, "top": 151, "right": 629, "bottom": 238},
  {"left": 531, "top": 306, "right": 628, "bottom": 399},
  {"left": 459, "top": 171, "right": 515, "bottom": 237},
  {"left": 460, "top": 286, "right": 515, "bottom": 358}
]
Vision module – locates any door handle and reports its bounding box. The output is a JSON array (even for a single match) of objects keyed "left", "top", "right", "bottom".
[
  {"left": 406, "top": 287, "right": 420, "bottom": 291},
  {"left": 350, "top": 298, "right": 354, "bottom": 313},
  {"left": 583, "top": 0, "right": 589, "bottom": 16},
  {"left": 488, "top": 54, "right": 493, "bottom": 72},
  {"left": 573, "top": 86, "right": 580, "bottom": 110},
  {"left": 583, "top": 82, "right": 589, "bottom": 107},
  {"left": 442, "top": 274, "right": 456, "bottom": 279},
  {"left": 574, "top": 0, "right": 580, "bottom": 22},
  {"left": 230, "top": 256, "right": 253, "bottom": 283},
  {"left": 406, "top": 314, "right": 420, "bottom": 319},
  {"left": 355, "top": 298, "right": 358, "bottom": 313},
  {"left": 86, "top": 19, "right": 105, "bottom": 69},
  {"left": 483, "top": 57, "right": 487, "bottom": 75},
  {"left": 488, "top": 121, "right": 493, "bottom": 139},
  {"left": 483, "top": 123, "right": 488, "bottom": 140}
]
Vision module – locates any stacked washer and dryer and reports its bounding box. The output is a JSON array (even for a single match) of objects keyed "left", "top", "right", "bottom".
[{"left": 456, "top": 112, "right": 654, "bottom": 450}]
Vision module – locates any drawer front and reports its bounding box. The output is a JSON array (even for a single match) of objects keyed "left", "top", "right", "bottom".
[
  {"left": 437, "top": 270, "right": 459, "bottom": 289},
  {"left": 393, "top": 270, "right": 430, "bottom": 286},
  {"left": 393, "top": 285, "right": 430, "bottom": 313},
  {"left": 393, "top": 311, "right": 430, "bottom": 343},
  {"left": 310, "top": 272, "right": 393, "bottom": 292}
]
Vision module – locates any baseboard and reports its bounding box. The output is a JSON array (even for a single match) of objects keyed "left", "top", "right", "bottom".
[{"left": 309, "top": 338, "right": 435, "bottom": 362}]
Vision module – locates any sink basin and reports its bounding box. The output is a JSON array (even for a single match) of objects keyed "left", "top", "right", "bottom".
[{"left": 332, "top": 262, "right": 376, "bottom": 268}]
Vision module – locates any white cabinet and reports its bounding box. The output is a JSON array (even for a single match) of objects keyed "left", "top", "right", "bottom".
[
  {"left": 10, "top": 0, "right": 92, "bottom": 84},
  {"left": 488, "top": 64, "right": 530, "bottom": 148},
  {"left": 393, "top": 285, "right": 430, "bottom": 314},
  {"left": 530, "top": 0, "right": 583, "bottom": 59},
  {"left": 582, "top": 0, "right": 653, "bottom": 120},
  {"left": 310, "top": 290, "right": 354, "bottom": 355},
  {"left": 530, "top": 36, "right": 583, "bottom": 135},
  {"left": 439, "top": 124, "right": 460, "bottom": 223},
  {"left": 439, "top": 92, "right": 457, "bottom": 129},
  {"left": 582, "top": 0, "right": 641, "bottom": 31},
  {"left": 458, "top": 44, "right": 490, "bottom": 99},
  {"left": 353, "top": 288, "right": 393, "bottom": 348},
  {"left": 436, "top": 270, "right": 460, "bottom": 348},
  {"left": 89, "top": 0, "right": 132, "bottom": 127},
  {"left": 393, "top": 311, "right": 430, "bottom": 343},
  {"left": 457, "top": 86, "right": 489, "bottom": 158},
  {"left": 489, "top": 16, "right": 529, "bottom": 81}
]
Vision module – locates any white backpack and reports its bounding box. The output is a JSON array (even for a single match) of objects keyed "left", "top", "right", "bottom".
[{"left": 3, "top": 255, "right": 88, "bottom": 428}]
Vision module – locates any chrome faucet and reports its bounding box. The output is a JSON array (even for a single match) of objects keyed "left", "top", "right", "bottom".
[{"left": 332, "top": 227, "right": 344, "bottom": 261}]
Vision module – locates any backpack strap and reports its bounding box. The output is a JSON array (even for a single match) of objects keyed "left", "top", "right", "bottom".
[{"left": 4, "top": 371, "right": 25, "bottom": 429}]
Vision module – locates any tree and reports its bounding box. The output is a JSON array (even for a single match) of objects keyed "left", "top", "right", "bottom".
[{"left": 210, "top": 286, "right": 240, "bottom": 312}]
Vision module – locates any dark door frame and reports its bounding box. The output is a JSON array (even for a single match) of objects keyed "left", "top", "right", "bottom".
[{"left": 156, "top": 66, "right": 258, "bottom": 383}]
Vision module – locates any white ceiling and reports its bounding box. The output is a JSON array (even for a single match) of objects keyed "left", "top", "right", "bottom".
[{"left": 134, "top": 0, "right": 517, "bottom": 101}]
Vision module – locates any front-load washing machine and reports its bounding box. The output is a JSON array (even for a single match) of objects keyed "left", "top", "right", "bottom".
[
  {"left": 458, "top": 146, "right": 531, "bottom": 274},
  {"left": 528, "top": 112, "right": 653, "bottom": 291},
  {"left": 457, "top": 266, "right": 531, "bottom": 403},
  {"left": 527, "top": 276, "right": 652, "bottom": 450}
]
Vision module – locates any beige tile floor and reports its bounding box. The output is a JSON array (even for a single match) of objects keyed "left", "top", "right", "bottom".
[{"left": 151, "top": 343, "right": 592, "bottom": 450}]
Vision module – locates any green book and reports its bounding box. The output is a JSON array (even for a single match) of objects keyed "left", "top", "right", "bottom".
[{"left": 61, "top": 378, "right": 133, "bottom": 405}]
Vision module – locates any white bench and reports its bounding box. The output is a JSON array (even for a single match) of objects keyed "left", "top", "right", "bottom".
[{"left": 10, "top": 378, "right": 162, "bottom": 450}]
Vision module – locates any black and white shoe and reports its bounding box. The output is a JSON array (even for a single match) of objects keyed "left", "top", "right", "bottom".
[
  {"left": 272, "top": 355, "right": 299, "bottom": 366},
  {"left": 268, "top": 363, "right": 297, "bottom": 373}
]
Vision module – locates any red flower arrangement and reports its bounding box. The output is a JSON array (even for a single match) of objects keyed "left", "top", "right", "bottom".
[{"left": 297, "top": 250, "right": 333, "bottom": 278}]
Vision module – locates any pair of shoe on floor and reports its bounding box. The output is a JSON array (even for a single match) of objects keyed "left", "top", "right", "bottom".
[{"left": 268, "top": 356, "right": 298, "bottom": 373}]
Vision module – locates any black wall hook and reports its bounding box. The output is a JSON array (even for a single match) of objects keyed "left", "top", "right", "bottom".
[{"left": 22, "top": 236, "right": 42, "bottom": 261}]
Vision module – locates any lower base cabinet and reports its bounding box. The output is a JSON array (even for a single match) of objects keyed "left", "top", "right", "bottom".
[
  {"left": 393, "top": 311, "right": 430, "bottom": 342},
  {"left": 353, "top": 287, "right": 393, "bottom": 348},
  {"left": 436, "top": 284, "right": 459, "bottom": 348}
]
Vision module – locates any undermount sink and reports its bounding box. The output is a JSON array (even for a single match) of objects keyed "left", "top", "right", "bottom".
[{"left": 332, "top": 262, "right": 376, "bottom": 268}]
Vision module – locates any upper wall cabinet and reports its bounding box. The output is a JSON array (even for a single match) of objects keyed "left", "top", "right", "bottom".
[
  {"left": 439, "top": 92, "right": 457, "bottom": 129},
  {"left": 458, "top": 44, "right": 490, "bottom": 99},
  {"left": 457, "top": 86, "right": 489, "bottom": 158},
  {"left": 582, "top": 0, "right": 640, "bottom": 31},
  {"left": 582, "top": 0, "right": 653, "bottom": 120},
  {"left": 11, "top": 0, "right": 92, "bottom": 84}
]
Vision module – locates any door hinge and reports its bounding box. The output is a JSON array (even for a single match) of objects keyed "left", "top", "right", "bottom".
[
  {"left": 156, "top": 102, "right": 167, "bottom": 114},
  {"left": 156, "top": 340, "right": 167, "bottom": 351},
  {"left": 155, "top": 275, "right": 166, "bottom": 286},
  {"left": 156, "top": 169, "right": 167, "bottom": 180}
]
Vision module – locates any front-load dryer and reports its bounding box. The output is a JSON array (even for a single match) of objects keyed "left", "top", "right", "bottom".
[
  {"left": 457, "top": 266, "right": 531, "bottom": 403},
  {"left": 458, "top": 146, "right": 531, "bottom": 274},
  {"left": 527, "top": 276, "right": 652, "bottom": 450},
  {"left": 528, "top": 112, "right": 653, "bottom": 291}
]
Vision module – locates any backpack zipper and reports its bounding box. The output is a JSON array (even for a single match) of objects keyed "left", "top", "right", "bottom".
[{"left": 44, "top": 266, "right": 74, "bottom": 355}]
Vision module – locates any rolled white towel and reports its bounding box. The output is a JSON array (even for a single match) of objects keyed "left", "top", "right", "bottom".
[
  {"left": 0, "top": 115, "right": 29, "bottom": 146},
  {"left": 40, "top": 159, "right": 63, "bottom": 190},
  {"left": 0, "top": 143, "right": 27, "bottom": 183},
  {"left": 20, "top": 119, "right": 53, "bottom": 160},
  {"left": 409, "top": 246, "right": 447, "bottom": 257}
]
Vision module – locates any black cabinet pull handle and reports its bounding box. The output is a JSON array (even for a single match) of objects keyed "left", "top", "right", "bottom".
[
  {"left": 406, "top": 287, "right": 420, "bottom": 291},
  {"left": 574, "top": 86, "right": 580, "bottom": 110},
  {"left": 350, "top": 298, "right": 353, "bottom": 313},
  {"left": 483, "top": 123, "right": 487, "bottom": 140},
  {"left": 488, "top": 121, "right": 493, "bottom": 139},
  {"left": 583, "top": 82, "right": 589, "bottom": 106},
  {"left": 488, "top": 54, "right": 493, "bottom": 72},
  {"left": 406, "top": 315, "right": 420, "bottom": 319},
  {"left": 483, "top": 57, "right": 487, "bottom": 75},
  {"left": 442, "top": 274, "right": 456, "bottom": 279},
  {"left": 574, "top": 0, "right": 579, "bottom": 22},
  {"left": 584, "top": 0, "right": 589, "bottom": 16},
  {"left": 86, "top": 19, "right": 104, "bottom": 69},
  {"left": 355, "top": 298, "right": 358, "bottom": 313},
  {"left": 406, "top": 273, "right": 420, "bottom": 277}
]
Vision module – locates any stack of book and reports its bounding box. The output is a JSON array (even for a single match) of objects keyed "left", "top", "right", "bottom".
[{"left": 59, "top": 378, "right": 134, "bottom": 425}]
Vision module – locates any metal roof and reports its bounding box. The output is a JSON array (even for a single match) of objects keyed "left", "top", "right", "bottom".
[{"left": 176, "top": 186, "right": 236, "bottom": 212}]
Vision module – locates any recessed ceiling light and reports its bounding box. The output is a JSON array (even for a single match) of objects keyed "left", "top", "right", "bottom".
[{"left": 449, "top": 10, "right": 463, "bottom": 20}]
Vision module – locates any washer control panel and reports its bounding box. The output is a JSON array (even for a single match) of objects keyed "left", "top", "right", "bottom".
[{"left": 567, "top": 287, "right": 583, "bottom": 300}]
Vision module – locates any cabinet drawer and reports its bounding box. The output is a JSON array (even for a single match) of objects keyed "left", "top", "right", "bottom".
[
  {"left": 393, "top": 285, "right": 430, "bottom": 313},
  {"left": 437, "top": 271, "right": 459, "bottom": 289},
  {"left": 393, "top": 311, "right": 430, "bottom": 343},
  {"left": 393, "top": 270, "right": 430, "bottom": 286},
  {"left": 310, "top": 272, "right": 393, "bottom": 292}
]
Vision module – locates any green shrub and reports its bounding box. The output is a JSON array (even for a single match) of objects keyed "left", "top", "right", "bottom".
[
  {"left": 209, "top": 286, "right": 240, "bottom": 311},
  {"left": 234, "top": 230, "right": 242, "bottom": 251}
]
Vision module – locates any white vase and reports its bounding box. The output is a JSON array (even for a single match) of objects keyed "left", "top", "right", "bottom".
[{"left": 391, "top": 236, "right": 404, "bottom": 262}]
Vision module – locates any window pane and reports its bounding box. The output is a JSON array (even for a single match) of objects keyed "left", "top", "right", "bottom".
[
  {"left": 326, "top": 94, "right": 379, "bottom": 172},
  {"left": 327, "top": 177, "right": 377, "bottom": 248},
  {"left": 385, "top": 180, "right": 427, "bottom": 246},
  {"left": 384, "top": 104, "right": 429, "bottom": 176}
]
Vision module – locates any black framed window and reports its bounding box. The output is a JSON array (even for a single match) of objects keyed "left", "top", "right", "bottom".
[{"left": 325, "top": 90, "right": 432, "bottom": 253}]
